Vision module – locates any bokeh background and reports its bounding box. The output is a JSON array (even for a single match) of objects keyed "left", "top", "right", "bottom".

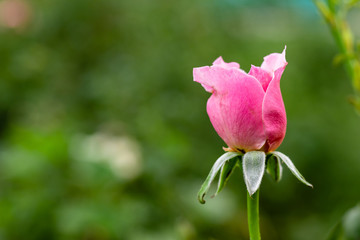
[{"left": 0, "top": 0, "right": 359, "bottom": 239}]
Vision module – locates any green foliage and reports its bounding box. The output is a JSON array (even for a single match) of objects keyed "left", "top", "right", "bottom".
[
  {"left": 315, "top": 0, "right": 360, "bottom": 110},
  {"left": 327, "top": 204, "right": 360, "bottom": 240}
]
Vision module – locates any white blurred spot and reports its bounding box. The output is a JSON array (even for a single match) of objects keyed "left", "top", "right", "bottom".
[{"left": 71, "top": 132, "right": 142, "bottom": 180}]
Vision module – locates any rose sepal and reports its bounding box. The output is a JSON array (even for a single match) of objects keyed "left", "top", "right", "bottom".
[
  {"left": 243, "top": 151, "right": 266, "bottom": 196},
  {"left": 198, "top": 150, "right": 312, "bottom": 204},
  {"left": 197, "top": 152, "right": 242, "bottom": 204},
  {"left": 214, "top": 156, "right": 240, "bottom": 197},
  {"left": 271, "top": 151, "right": 313, "bottom": 188},
  {"left": 266, "top": 154, "right": 283, "bottom": 182}
]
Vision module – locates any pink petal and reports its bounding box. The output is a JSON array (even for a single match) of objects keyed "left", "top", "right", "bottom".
[
  {"left": 248, "top": 65, "right": 273, "bottom": 91},
  {"left": 262, "top": 62, "right": 287, "bottom": 152},
  {"left": 212, "top": 56, "right": 240, "bottom": 69},
  {"left": 193, "top": 66, "right": 215, "bottom": 93},
  {"left": 193, "top": 58, "right": 243, "bottom": 93},
  {"left": 261, "top": 46, "right": 287, "bottom": 73},
  {"left": 205, "top": 68, "right": 266, "bottom": 151}
]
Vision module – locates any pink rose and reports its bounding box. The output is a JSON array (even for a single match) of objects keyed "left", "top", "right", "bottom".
[{"left": 193, "top": 47, "right": 288, "bottom": 152}]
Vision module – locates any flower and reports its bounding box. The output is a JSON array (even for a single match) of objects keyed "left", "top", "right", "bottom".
[{"left": 193, "top": 47, "right": 288, "bottom": 152}]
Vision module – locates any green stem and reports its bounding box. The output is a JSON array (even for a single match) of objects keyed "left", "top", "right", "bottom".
[
  {"left": 329, "top": 20, "right": 358, "bottom": 90},
  {"left": 317, "top": 0, "right": 360, "bottom": 92},
  {"left": 247, "top": 190, "right": 261, "bottom": 240}
]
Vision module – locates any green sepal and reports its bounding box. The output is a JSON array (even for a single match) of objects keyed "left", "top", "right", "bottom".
[
  {"left": 266, "top": 154, "right": 283, "bottom": 182},
  {"left": 243, "top": 151, "right": 266, "bottom": 196},
  {"left": 214, "top": 156, "right": 240, "bottom": 197},
  {"left": 272, "top": 151, "right": 313, "bottom": 188},
  {"left": 197, "top": 152, "right": 241, "bottom": 204}
]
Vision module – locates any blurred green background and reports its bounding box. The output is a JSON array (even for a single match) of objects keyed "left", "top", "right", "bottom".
[{"left": 0, "top": 0, "right": 359, "bottom": 239}]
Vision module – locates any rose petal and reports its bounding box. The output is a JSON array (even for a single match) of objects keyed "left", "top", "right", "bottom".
[
  {"left": 205, "top": 68, "right": 266, "bottom": 151},
  {"left": 194, "top": 57, "right": 246, "bottom": 94},
  {"left": 193, "top": 66, "right": 215, "bottom": 93},
  {"left": 249, "top": 65, "right": 273, "bottom": 91},
  {"left": 261, "top": 46, "right": 287, "bottom": 74},
  {"left": 262, "top": 64, "right": 287, "bottom": 152},
  {"left": 213, "top": 56, "right": 240, "bottom": 69}
]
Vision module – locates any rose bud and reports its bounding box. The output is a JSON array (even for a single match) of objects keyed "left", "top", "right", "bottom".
[{"left": 193, "top": 48, "right": 287, "bottom": 153}]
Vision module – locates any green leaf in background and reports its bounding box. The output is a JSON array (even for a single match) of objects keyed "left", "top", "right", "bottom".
[
  {"left": 343, "top": 204, "right": 360, "bottom": 240},
  {"left": 272, "top": 151, "right": 313, "bottom": 188},
  {"left": 214, "top": 156, "right": 240, "bottom": 197},
  {"left": 266, "top": 154, "right": 283, "bottom": 182},
  {"left": 327, "top": 221, "right": 344, "bottom": 240},
  {"left": 197, "top": 152, "right": 241, "bottom": 204},
  {"left": 242, "top": 151, "right": 266, "bottom": 196},
  {"left": 327, "top": 204, "right": 360, "bottom": 240}
]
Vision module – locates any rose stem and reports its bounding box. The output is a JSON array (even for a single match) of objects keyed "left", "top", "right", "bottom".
[{"left": 247, "top": 190, "right": 261, "bottom": 240}]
